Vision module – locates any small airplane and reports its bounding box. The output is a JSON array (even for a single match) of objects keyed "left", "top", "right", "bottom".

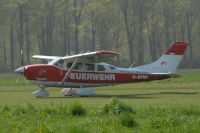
[{"left": 15, "top": 42, "right": 188, "bottom": 98}]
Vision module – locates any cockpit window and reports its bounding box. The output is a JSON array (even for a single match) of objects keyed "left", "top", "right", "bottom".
[
  {"left": 74, "top": 63, "right": 83, "bottom": 70},
  {"left": 54, "top": 59, "right": 64, "bottom": 69},
  {"left": 109, "top": 65, "right": 116, "bottom": 70},
  {"left": 97, "top": 65, "right": 105, "bottom": 71},
  {"left": 85, "top": 64, "right": 95, "bottom": 71},
  {"left": 67, "top": 62, "right": 72, "bottom": 69}
]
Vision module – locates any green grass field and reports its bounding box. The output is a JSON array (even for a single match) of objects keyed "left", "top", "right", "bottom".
[{"left": 0, "top": 71, "right": 200, "bottom": 132}]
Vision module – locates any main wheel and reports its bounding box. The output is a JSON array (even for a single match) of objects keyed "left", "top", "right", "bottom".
[
  {"left": 33, "top": 90, "right": 49, "bottom": 98},
  {"left": 76, "top": 88, "right": 95, "bottom": 97}
]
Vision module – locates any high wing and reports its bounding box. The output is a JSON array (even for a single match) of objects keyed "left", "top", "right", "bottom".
[
  {"left": 35, "top": 51, "right": 119, "bottom": 86},
  {"left": 61, "top": 51, "right": 120, "bottom": 63},
  {"left": 32, "top": 55, "right": 61, "bottom": 60},
  {"left": 33, "top": 51, "right": 119, "bottom": 63},
  {"left": 58, "top": 51, "right": 119, "bottom": 85}
]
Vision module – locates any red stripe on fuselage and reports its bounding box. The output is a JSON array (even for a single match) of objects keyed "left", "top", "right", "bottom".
[{"left": 25, "top": 65, "right": 170, "bottom": 84}]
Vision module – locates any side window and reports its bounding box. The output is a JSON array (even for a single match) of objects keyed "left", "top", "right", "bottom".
[
  {"left": 85, "top": 64, "right": 95, "bottom": 71},
  {"left": 66, "top": 62, "right": 72, "bottom": 69},
  {"left": 109, "top": 65, "right": 116, "bottom": 70},
  {"left": 97, "top": 65, "right": 105, "bottom": 71},
  {"left": 74, "top": 63, "right": 82, "bottom": 70}
]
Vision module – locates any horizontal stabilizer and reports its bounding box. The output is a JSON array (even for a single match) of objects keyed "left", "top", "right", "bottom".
[{"left": 150, "top": 73, "right": 182, "bottom": 78}]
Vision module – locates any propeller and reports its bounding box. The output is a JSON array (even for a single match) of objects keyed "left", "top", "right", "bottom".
[{"left": 16, "top": 49, "right": 24, "bottom": 83}]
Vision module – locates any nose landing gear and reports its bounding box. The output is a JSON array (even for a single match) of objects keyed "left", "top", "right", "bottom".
[{"left": 33, "top": 86, "right": 49, "bottom": 98}]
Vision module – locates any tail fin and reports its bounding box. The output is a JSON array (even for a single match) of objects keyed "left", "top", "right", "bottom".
[{"left": 134, "top": 42, "right": 189, "bottom": 73}]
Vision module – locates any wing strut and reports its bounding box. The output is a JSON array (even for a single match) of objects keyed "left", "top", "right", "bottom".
[{"left": 58, "top": 58, "right": 78, "bottom": 86}]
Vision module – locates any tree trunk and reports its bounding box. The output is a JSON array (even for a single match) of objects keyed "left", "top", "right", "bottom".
[
  {"left": 73, "top": 0, "right": 82, "bottom": 54},
  {"left": 163, "top": 1, "right": 170, "bottom": 49},
  {"left": 137, "top": 0, "right": 144, "bottom": 65},
  {"left": 62, "top": 13, "right": 67, "bottom": 56},
  {"left": 147, "top": 24, "right": 157, "bottom": 62},
  {"left": 91, "top": 11, "right": 96, "bottom": 51},
  {"left": 25, "top": 30, "right": 30, "bottom": 65},
  {"left": 67, "top": 23, "right": 71, "bottom": 55},
  {"left": 37, "top": 31, "right": 47, "bottom": 64},
  {"left": 25, "top": 14, "right": 30, "bottom": 65},
  {"left": 37, "top": 17, "right": 47, "bottom": 56},
  {"left": 10, "top": 22, "right": 14, "bottom": 70},
  {"left": 2, "top": 33, "right": 7, "bottom": 66},
  {"left": 152, "top": 27, "right": 157, "bottom": 61},
  {"left": 123, "top": 7, "right": 134, "bottom": 63},
  {"left": 74, "top": 25, "right": 79, "bottom": 54},
  {"left": 46, "top": 0, "right": 54, "bottom": 55},
  {"left": 120, "top": 0, "right": 135, "bottom": 64},
  {"left": 181, "top": 20, "right": 187, "bottom": 66},
  {"left": 186, "top": 12, "right": 193, "bottom": 62},
  {"left": 18, "top": 4, "right": 24, "bottom": 65},
  {"left": 91, "top": 26, "right": 96, "bottom": 51},
  {"left": 83, "top": 32, "right": 87, "bottom": 52},
  {"left": 99, "top": 20, "right": 106, "bottom": 50}
]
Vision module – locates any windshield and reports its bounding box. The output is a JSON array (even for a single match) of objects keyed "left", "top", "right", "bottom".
[
  {"left": 97, "top": 65, "right": 105, "bottom": 71},
  {"left": 109, "top": 65, "right": 117, "bottom": 70},
  {"left": 50, "top": 58, "right": 64, "bottom": 69}
]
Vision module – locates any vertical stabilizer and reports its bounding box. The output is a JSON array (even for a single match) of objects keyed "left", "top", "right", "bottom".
[{"left": 134, "top": 42, "right": 189, "bottom": 73}]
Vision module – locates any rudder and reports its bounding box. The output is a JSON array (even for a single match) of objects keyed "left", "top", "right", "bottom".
[{"left": 134, "top": 42, "right": 189, "bottom": 73}]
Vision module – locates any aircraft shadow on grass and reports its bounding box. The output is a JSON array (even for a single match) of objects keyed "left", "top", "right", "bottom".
[
  {"left": 48, "top": 91, "right": 199, "bottom": 99},
  {"left": 48, "top": 94, "right": 152, "bottom": 99}
]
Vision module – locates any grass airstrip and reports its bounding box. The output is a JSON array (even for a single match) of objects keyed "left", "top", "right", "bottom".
[{"left": 0, "top": 70, "right": 200, "bottom": 132}]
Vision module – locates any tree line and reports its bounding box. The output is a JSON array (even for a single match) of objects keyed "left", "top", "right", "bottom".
[{"left": 0, "top": 0, "right": 200, "bottom": 72}]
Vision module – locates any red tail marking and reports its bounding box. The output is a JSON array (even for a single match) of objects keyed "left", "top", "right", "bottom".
[
  {"left": 165, "top": 42, "right": 189, "bottom": 55},
  {"left": 161, "top": 61, "right": 167, "bottom": 66}
]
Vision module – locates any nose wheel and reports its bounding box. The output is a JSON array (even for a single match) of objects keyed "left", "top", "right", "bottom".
[{"left": 33, "top": 86, "right": 49, "bottom": 98}]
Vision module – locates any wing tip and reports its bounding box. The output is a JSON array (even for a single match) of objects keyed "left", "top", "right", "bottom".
[{"left": 97, "top": 50, "right": 120, "bottom": 55}]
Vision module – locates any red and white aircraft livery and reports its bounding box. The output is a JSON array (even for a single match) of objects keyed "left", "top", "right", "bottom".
[{"left": 15, "top": 42, "right": 188, "bottom": 98}]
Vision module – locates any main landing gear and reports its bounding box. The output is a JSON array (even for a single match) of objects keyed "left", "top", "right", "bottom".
[
  {"left": 61, "top": 88, "right": 77, "bottom": 96},
  {"left": 61, "top": 87, "right": 95, "bottom": 97},
  {"left": 32, "top": 86, "right": 95, "bottom": 98},
  {"left": 76, "top": 88, "right": 95, "bottom": 97},
  {"left": 33, "top": 86, "right": 49, "bottom": 98}
]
